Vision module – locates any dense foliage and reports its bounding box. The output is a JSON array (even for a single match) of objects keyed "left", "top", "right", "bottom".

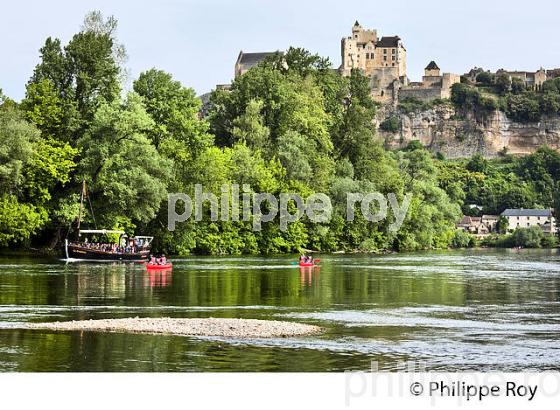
[
  {"left": 1, "top": 13, "right": 559, "bottom": 254},
  {"left": 452, "top": 71, "right": 560, "bottom": 123}
]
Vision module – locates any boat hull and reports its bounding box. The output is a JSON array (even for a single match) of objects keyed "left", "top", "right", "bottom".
[
  {"left": 146, "top": 263, "right": 172, "bottom": 270},
  {"left": 67, "top": 245, "right": 149, "bottom": 261}
]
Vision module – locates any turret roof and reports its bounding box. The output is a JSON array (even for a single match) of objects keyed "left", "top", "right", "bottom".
[{"left": 425, "top": 61, "right": 440, "bottom": 70}]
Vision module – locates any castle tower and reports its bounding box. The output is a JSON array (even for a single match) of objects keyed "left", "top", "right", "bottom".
[
  {"left": 424, "top": 61, "right": 441, "bottom": 77},
  {"left": 339, "top": 21, "right": 404, "bottom": 79}
]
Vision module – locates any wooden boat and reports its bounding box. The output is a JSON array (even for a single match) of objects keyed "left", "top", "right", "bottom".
[
  {"left": 65, "top": 230, "right": 152, "bottom": 261},
  {"left": 64, "top": 181, "right": 153, "bottom": 261}
]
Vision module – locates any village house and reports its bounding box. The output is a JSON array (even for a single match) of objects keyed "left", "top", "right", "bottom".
[
  {"left": 466, "top": 67, "right": 560, "bottom": 90},
  {"left": 500, "top": 209, "right": 557, "bottom": 234},
  {"left": 457, "top": 215, "right": 499, "bottom": 236}
]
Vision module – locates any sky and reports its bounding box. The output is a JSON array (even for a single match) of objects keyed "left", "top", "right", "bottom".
[{"left": 1, "top": 0, "right": 559, "bottom": 101}]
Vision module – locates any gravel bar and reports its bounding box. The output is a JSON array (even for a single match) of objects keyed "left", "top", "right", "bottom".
[{"left": 27, "top": 317, "right": 322, "bottom": 338}]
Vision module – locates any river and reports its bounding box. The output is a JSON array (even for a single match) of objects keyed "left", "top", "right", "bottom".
[{"left": 0, "top": 249, "right": 559, "bottom": 371}]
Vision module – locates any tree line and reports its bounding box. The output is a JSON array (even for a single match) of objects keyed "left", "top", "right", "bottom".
[{"left": 1, "top": 12, "right": 560, "bottom": 254}]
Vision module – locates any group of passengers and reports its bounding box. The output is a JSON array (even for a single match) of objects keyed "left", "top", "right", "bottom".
[
  {"left": 74, "top": 241, "right": 140, "bottom": 254},
  {"left": 149, "top": 255, "right": 168, "bottom": 265},
  {"left": 299, "top": 255, "right": 314, "bottom": 264}
]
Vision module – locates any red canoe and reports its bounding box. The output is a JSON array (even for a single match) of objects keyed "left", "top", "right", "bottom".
[
  {"left": 299, "top": 262, "right": 318, "bottom": 267},
  {"left": 146, "top": 263, "right": 172, "bottom": 270}
]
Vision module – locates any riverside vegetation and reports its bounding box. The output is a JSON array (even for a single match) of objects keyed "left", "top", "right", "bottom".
[{"left": 1, "top": 12, "right": 560, "bottom": 255}]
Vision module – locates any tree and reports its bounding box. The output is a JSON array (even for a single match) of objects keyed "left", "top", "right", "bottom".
[
  {"left": 133, "top": 69, "right": 210, "bottom": 152},
  {"left": 379, "top": 116, "right": 400, "bottom": 133},
  {"left": 24, "top": 12, "right": 125, "bottom": 144},
  {"left": 0, "top": 105, "right": 37, "bottom": 194},
  {"left": 504, "top": 93, "right": 541, "bottom": 123},
  {"left": 476, "top": 71, "right": 494, "bottom": 85},
  {"left": 0, "top": 195, "right": 47, "bottom": 247},
  {"left": 467, "top": 154, "right": 488, "bottom": 173},
  {"left": 512, "top": 226, "right": 544, "bottom": 248},
  {"left": 76, "top": 93, "right": 171, "bottom": 225},
  {"left": 496, "top": 74, "right": 511, "bottom": 95},
  {"left": 230, "top": 99, "right": 271, "bottom": 151},
  {"left": 541, "top": 92, "right": 560, "bottom": 114}
]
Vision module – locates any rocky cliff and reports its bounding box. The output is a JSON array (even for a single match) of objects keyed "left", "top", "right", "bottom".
[{"left": 378, "top": 105, "right": 560, "bottom": 158}]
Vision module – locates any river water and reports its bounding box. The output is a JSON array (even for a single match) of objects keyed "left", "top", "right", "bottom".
[{"left": 0, "top": 249, "right": 559, "bottom": 371}]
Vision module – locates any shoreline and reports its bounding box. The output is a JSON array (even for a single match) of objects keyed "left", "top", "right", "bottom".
[{"left": 2, "top": 245, "right": 559, "bottom": 259}]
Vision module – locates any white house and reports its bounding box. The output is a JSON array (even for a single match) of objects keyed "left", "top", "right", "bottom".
[{"left": 500, "top": 209, "right": 557, "bottom": 234}]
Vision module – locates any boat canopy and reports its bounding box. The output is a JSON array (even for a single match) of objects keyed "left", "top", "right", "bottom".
[{"left": 79, "top": 229, "right": 126, "bottom": 235}]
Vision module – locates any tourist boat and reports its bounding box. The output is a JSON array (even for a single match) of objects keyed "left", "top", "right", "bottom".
[
  {"left": 65, "top": 230, "right": 153, "bottom": 261},
  {"left": 64, "top": 181, "right": 153, "bottom": 261}
]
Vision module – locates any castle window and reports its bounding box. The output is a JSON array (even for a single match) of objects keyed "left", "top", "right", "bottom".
[
  {"left": 383, "top": 49, "right": 387, "bottom": 54},
  {"left": 365, "top": 53, "right": 369, "bottom": 59},
  {"left": 392, "top": 49, "right": 396, "bottom": 54},
  {"left": 392, "top": 55, "right": 395, "bottom": 61},
  {"left": 383, "top": 56, "right": 387, "bottom": 61},
  {"left": 392, "top": 63, "right": 395, "bottom": 67}
]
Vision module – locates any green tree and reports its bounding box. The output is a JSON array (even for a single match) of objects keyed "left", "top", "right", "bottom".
[
  {"left": 230, "top": 99, "right": 270, "bottom": 151},
  {"left": 133, "top": 69, "right": 210, "bottom": 152},
  {"left": 76, "top": 93, "right": 171, "bottom": 225}
]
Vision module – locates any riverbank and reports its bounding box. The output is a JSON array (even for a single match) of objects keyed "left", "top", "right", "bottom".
[{"left": 26, "top": 318, "right": 322, "bottom": 338}]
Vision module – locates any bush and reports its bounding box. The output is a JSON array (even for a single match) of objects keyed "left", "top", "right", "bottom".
[
  {"left": 511, "top": 78, "right": 526, "bottom": 94},
  {"left": 451, "top": 83, "right": 497, "bottom": 115},
  {"left": 541, "top": 92, "right": 560, "bottom": 114},
  {"left": 398, "top": 97, "right": 427, "bottom": 114},
  {"left": 451, "top": 229, "right": 475, "bottom": 248},
  {"left": 541, "top": 234, "right": 559, "bottom": 248},
  {"left": 504, "top": 93, "right": 541, "bottom": 123},
  {"left": 379, "top": 116, "right": 400, "bottom": 133},
  {"left": 512, "top": 226, "right": 544, "bottom": 248},
  {"left": 476, "top": 71, "right": 495, "bottom": 85},
  {"left": 496, "top": 74, "right": 511, "bottom": 95}
]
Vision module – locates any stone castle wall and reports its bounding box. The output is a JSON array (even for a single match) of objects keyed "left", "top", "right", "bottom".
[{"left": 398, "top": 87, "right": 444, "bottom": 102}]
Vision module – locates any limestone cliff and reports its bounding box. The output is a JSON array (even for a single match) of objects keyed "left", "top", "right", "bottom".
[{"left": 378, "top": 105, "right": 560, "bottom": 158}]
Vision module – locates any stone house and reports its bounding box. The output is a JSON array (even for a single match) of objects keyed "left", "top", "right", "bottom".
[
  {"left": 466, "top": 67, "right": 560, "bottom": 90},
  {"left": 495, "top": 68, "right": 547, "bottom": 90},
  {"left": 500, "top": 209, "right": 557, "bottom": 234},
  {"left": 457, "top": 215, "right": 499, "bottom": 235}
]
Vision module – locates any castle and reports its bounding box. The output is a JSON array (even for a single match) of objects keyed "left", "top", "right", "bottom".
[{"left": 339, "top": 21, "right": 460, "bottom": 104}]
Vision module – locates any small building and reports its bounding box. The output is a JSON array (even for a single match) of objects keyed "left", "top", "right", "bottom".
[
  {"left": 398, "top": 61, "right": 460, "bottom": 102},
  {"left": 500, "top": 209, "right": 557, "bottom": 234},
  {"left": 495, "top": 68, "right": 547, "bottom": 90},
  {"left": 234, "top": 51, "right": 280, "bottom": 78},
  {"left": 457, "top": 215, "right": 499, "bottom": 236}
]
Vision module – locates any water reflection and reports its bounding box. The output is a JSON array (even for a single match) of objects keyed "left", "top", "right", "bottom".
[
  {"left": 0, "top": 249, "right": 559, "bottom": 371},
  {"left": 299, "top": 266, "right": 319, "bottom": 288},
  {"left": 145, "top": 269, "right": 172, "bottom": 288}
]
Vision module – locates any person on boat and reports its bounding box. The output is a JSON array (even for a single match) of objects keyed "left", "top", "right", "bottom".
[
  {"left": 150, "top": 255, "right": 156, "bottom": 264},
  {"left": 160, "top": 255, "right": 167, "bottom": 265}
]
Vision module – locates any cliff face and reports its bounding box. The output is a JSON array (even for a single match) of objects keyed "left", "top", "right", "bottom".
[{"left": 379, "top": 105, "right": 560, "bottom": 158}]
